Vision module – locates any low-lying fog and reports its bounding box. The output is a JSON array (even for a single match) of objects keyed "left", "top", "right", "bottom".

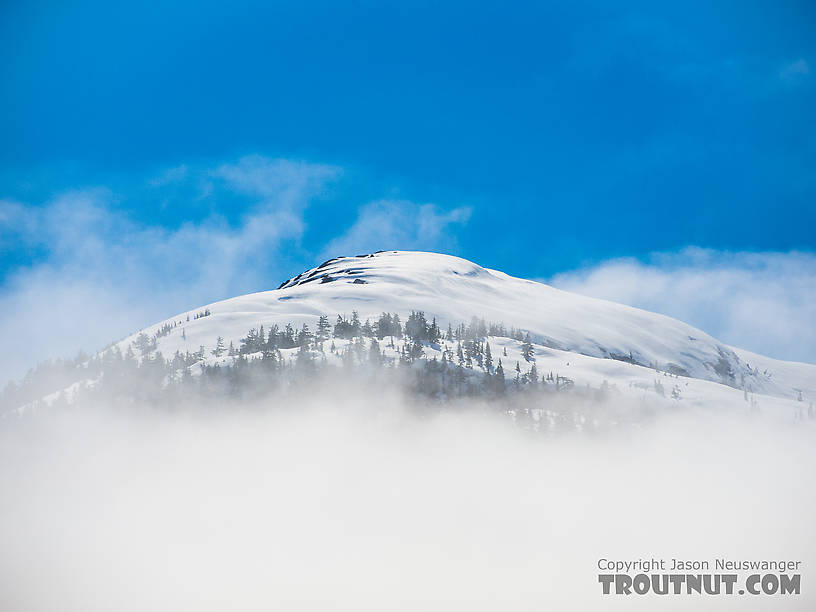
[{"left": 1, "top": 385, "right": 814, "bottom": 611}]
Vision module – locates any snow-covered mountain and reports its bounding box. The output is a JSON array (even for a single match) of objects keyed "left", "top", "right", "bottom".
[{"left": 103, "top": 250, "right": 813, "bottom": 411}]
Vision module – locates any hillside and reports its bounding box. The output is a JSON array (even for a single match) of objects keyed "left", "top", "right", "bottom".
[
  {"left": 125, "top": 251, "right": 813, "bottom": 395},
  {"left": 4, "top": 250, "right": 814, "bottom": 419}
]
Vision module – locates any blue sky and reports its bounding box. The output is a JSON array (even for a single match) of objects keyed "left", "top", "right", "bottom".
[{"left": 1, "top": 1, "right": 815, "bottom": 374}]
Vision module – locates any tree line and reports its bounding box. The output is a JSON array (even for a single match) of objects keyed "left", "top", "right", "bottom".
[{"left": 1, "top": 310, "right": 576, "bottom": 415}]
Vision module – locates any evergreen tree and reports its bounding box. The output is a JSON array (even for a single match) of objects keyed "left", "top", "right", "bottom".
[
  {"left": 350, "top": 310, "right": 362, "bottom": 338},
  {"left": 239, "top": 328, "right": 262, "bottom": 353},
  {"left": 212, "top": 336, "right": 226, "bottom": 357},
  {"left": 297, "top": 323, "right": 313, "bottom": 348},
  {"left": 282, "top": 323, "right": 296, "bottom": 348},
  {"left": 375, "top": 312, "right": 401, "bottom": 339},
  {"left": 528, "top": 363, "right": 538, "bottom": 386},
  {"left": 316, "top": 315, "right": 332, "bottom": 342},
  {"left": 408, "top": 339, "right": 424, "bottom": 361},
  {"left": 405, "top": 311, "right": 429, "bottom": 343},
  {"left": 428, "top": 317, "right": 441, "bottom": 343},
  {"left": 521, "top": 332, "right": 534, "bottom": 362},
  {"left": 135, "top": 332, "right": 154, "bottom": 355},
  {"left": 495, "top": 359, "right": 506, "bottom": 393},
  {"left": 266, "top": 325, "right": 279, "bottom": 350},
  {"left": 334, "top": 315, "right": 357, "bottom": 339}
]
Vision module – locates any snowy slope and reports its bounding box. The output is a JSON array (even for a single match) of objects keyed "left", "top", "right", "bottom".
[{"left": 114, "top": 250, "right": 815, "bottom": 405}]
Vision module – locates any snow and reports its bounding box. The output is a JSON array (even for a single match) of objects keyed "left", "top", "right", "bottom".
[{"left": 109, "top": 250, "right": 814, "bottom": 412}]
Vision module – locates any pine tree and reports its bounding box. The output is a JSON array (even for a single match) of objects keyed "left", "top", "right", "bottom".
[
  {"left": 405, "top": 311, "right": 429, "bottom": 342},
  {"left": 495, "top": 359, "right": 506, "bottom": 393},
  {"left": 521, "top": 332, "right": 534, "bottom": 362},
  {"left": 266, "top": 325, "right": 279, "bottom": 350},
  {"left": 334, "top": 315, "right": 347, "bottom": 338},
  {"left": 135, "top": 332, "right": 153, "bottom": 355},
  {"left": 297, "top": 323, "right": 313, "bottom": 348},
  {"left": 428, "top": 317, "right": 441, "bottom": 343},
  {"left": 408, "top": 339, "right": 424, "bottom": 361},
  {"left": 351, "top": 310, "right": 362, "bottom": 337},
  {"left": 484, "top": 342, "right": 493, "bottom": 373},
  {"left": 317, "top": 315, "right": 332, "bottom": 342},
  {"left": 282, "top": 323, "right": 296, "bottom": 348},
  {"left": 212, "top": 336, "right": 226, "bottom": 357},
  {"left": 528, "top": 363, "right": 538, "bottom": 386}
]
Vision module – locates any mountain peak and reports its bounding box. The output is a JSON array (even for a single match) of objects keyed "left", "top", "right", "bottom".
[
  {"left": 276, "top": 250, "right": 488, "bottom": 290},
  {"left": 100, "top": 249, "right": 814, "bottom": 406}
]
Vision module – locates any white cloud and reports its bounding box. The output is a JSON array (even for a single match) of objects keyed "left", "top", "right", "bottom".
[
  {"left": 0, "top": 159, "right": 471, "bottom": 383},
  {"left": 2, "top": 402, "right": 815, "bottom": 610},
  {"left": 781, "top": 58, "right": 810, "bottom": 81},
  {"left": 0, "top": 159, "right": 340, "bottom": 381},
  {"left": 324, "top": 199, "right": 472, "bottom": 257},
  {"left": 550, "top": 248, "right": 816, "bottom": 364},
  {"left": 213, "top": 155, "right": 340, "bottom": 200},
  {"left": 148, "top": 163, "right": 189, "bottom": 187}
]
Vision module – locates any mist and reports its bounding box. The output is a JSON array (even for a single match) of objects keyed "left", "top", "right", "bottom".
[
  {"left": 550, "top": 249, "right": 816, "bottom": 364},
  {"left": 1, "top": 383, "right": 814, "bottom": 611}
]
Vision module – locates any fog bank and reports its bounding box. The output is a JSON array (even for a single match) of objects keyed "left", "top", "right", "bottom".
[{"left": 1, "top": 393, "right": 814, "bottom": 611}]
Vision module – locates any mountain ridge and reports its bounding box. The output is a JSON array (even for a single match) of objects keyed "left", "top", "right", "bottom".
[
  {"left": 5, "top": 250, "right": 814, "bottom": 418},
  {"left": 116, "top": 250, "right": 812, "bottom": 402}
]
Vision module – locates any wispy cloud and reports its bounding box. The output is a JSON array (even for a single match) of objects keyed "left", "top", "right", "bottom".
[
  {"left": 780, "top": 58, "right": 810, "bottom": 82},
  {"left": 0, "top": 159, "right": 470, "bottom": 381},
  {"left": 550, "top": 248, "right": 816, "bottom": 364},
  {"left": 213, "top": 155, "right": 340, "bottom": 201},
  {"left": 148, "top": 164, "right": 189, "bottom": 187},
  {"left": 324, "top": 199, "right": 472, "bottom": 257},
  {"left": 0, "top": 158, "right": 341, "bottom": 380}
]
